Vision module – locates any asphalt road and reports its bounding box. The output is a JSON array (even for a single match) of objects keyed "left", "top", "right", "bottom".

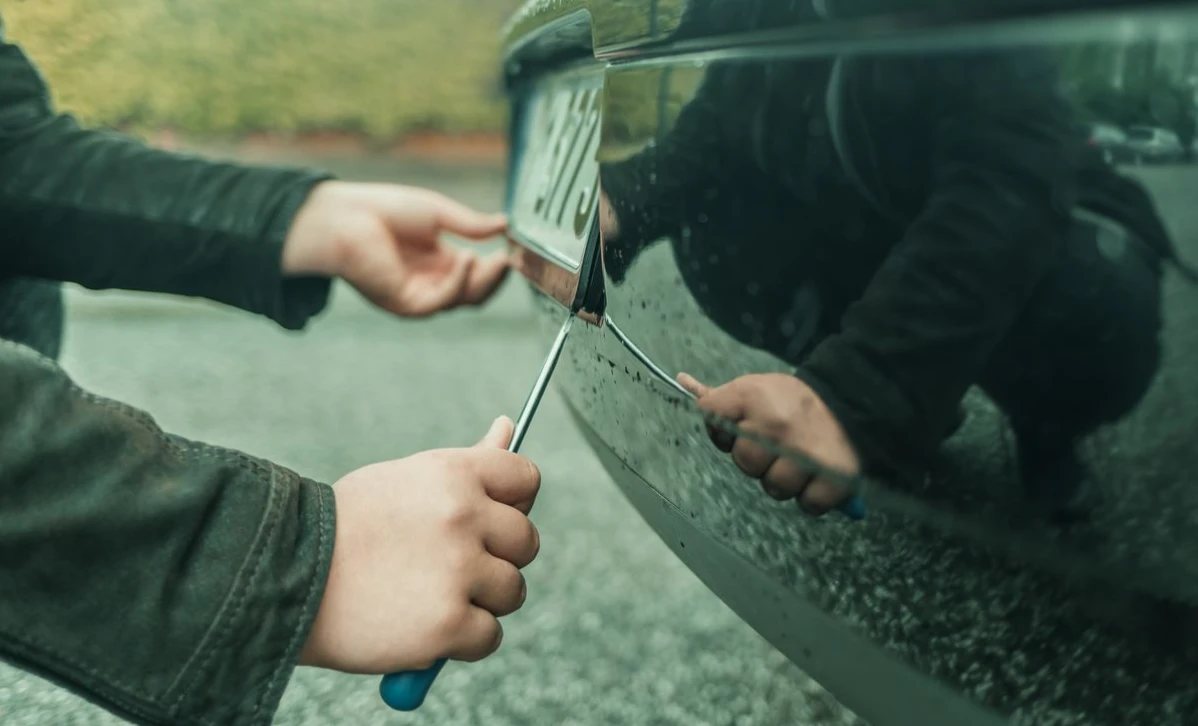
[{"left": 0, "top": 160, "right": 855, "bottom": 726}]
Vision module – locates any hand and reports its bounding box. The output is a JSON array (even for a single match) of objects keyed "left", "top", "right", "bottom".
[
  {"left": 299, "top": 416, "right": 541, "bottom": 674},
  {"left": 678, "top": 373, "right": 860, "bottom": 516},
  {"left": 283, "top": 181, "right": 510, "bottom": 317}
]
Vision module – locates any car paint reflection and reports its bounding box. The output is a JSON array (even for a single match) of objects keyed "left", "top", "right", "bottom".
[{"left": 508, "top": 2, "right": 1198, "bottom": 724}]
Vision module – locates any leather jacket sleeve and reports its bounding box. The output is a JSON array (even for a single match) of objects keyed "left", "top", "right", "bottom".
[
  {"left": 0, "top": 22, "right": 331, "bottom": 330},
  {"left": 795, "top": 52, "right": 1078, "bottom": 480},
  {"left": 0, "top": 339, "right": 334, "bottom": 726}
]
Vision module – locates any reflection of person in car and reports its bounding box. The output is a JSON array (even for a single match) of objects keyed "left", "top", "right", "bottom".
[{"left": 600, "top": 47, "right": 1192, "bottom": 522}]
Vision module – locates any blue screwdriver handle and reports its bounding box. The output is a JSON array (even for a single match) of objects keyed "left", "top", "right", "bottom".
[
  {"left": 379, "top": 315, "right": 575, "bottom": 712},
  {"left": 380, "top": 659, "right": 447, "bottom": 711},
  {"left": 839, "top": 495, "right": 867, "bottom": 521}
]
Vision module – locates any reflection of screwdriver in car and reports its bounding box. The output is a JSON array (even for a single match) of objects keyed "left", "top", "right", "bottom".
[
  {"left": 604, "top": 316, "right": 866, "bottom": 521},
  {"left": 378, "top": 313, "right": 576, "bottom": 713}
]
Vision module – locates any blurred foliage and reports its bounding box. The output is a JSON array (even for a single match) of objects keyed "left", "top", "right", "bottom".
[{"left": 4, "top": 0, "right": 525, "bottom": 141}]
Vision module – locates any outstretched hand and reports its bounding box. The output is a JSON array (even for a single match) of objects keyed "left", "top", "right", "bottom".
[{"left": 283, "top": 181, "right": 510, "bottom": 317}]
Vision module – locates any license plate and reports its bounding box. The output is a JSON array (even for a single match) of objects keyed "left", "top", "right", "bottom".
[{"left": 509, "top": 68, "right": 604, "bottom": 271}]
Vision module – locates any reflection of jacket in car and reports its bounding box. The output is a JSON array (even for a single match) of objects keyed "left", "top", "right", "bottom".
[{"left": 601, "top": 50, "right": 1176, "bottom": 481}]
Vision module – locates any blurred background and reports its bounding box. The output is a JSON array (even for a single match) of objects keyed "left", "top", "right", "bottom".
[{"left": 5, "top": 0, "right": 523, "bottom": 158}]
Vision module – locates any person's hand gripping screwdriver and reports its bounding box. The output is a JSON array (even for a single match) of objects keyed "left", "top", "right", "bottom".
[
  {"left": 678, "top": 373, "right": 866, "bottom": 519},
  {"left": 298, "top": 415, "right": 541, "bottom": 699},
  {"left": 379, "top": 314, "right": 575, "bottom": 710}
]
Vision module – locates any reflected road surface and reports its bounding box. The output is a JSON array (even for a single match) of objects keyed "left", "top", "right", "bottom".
[{"left": 0, "top": 157, "right": 853, "bottom": 726}]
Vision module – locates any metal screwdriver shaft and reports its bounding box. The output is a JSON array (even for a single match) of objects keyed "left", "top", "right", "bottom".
[{"left": 379, "top": 313, "right": 576, "bottom": 712}]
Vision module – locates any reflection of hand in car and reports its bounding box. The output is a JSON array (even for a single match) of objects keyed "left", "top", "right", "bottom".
[{"left": 678, "top": 372, "right": 860, "bottom": 516}]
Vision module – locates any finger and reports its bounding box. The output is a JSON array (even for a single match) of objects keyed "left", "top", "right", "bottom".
[
  {"left": 476, "top": 416, "right": 514, "bottom": 450},
  {"left": 389, "top": 250, "right": 472, "bottom": 317},
  {"left": 461, "top": 250, "right": 511, "bottom": 306},
  {"left": 730, "top": 436, "right": 776, "bottom": 479},
  {"left": 677, "top": 372, "right": 711, "bottom": 398},
  {"left": 469, "top": 556, "right": 528, "bottom": 618},
  {"left": 696, "top": 380, "right": 750, "bottom": 424},
  {"left": 681, "top": 375, "right": 735, "bottom": 452},
  {"left": 799, "top": 477, "right": 851, "bottom": 517},
  {"left": 465, "top": 449, "right": 542, "bottom": 510},
  {"left": 407, "top": 252, "right": 475, "bottom": 317},
  {"left": 761, "top": 456, "right": 814, "bottom": 501},
  {"left": 481, "top": 502, "right": 540, "bottom": 568},
  {"left": 445, "top": 607, "right": 504, "bottom": 663},
  {"left": 432, "top": 195, "right": 509, "bottom": 240}
]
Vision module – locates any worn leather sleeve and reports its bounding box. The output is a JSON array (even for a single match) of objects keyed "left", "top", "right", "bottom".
[
  {"left": 795, "top": 52, "right": 1078, "bottom": 480},
  {"left": 0, "top": 23, "right": 331, "bottom": 330},
  {"left": 0, "top": 339, "right": 335, "bottom": 726}
]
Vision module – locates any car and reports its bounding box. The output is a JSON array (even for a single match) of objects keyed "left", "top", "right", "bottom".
[
  {"left": 1125, "top": 124, "right": 1186, "bottom": 164},
  {"left": 499, "top": 2, "right": 1198, "bottom": 725},
  {"left": 1080, "top": 121, "right": 1133, "bottom": 164}
]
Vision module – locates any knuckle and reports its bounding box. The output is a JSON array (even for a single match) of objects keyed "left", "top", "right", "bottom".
[
  {"left": 481, "top": 620, "right": 504, "bottom": 659},
  {"left": 436, "top": 494, "right": 477, "bottom": 532},
  {"left": 493, "top": 569, "right": 527, "bottom": 616},
  {"left": 458, "top": 618, "right": 502, "bottom": 663},
  {"left": 441, "top": 543, "right": 480, "bottom": 585},
  {"left": 433, "top": 601, "right": 471, "bottom": 640}
]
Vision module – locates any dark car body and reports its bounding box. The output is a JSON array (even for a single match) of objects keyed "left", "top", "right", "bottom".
[{"left": 500, "top": 2, "right": 1198, "bottom": 724}]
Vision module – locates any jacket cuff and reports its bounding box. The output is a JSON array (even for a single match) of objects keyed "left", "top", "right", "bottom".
[
  {"left": 794, "top": 337, "right": 934, "bottom": 484},
  {"left": 240, "top": 171, "right": 336, "bottom": 331},
  {"left": 174, "top": 470, "right": 336, "bottom": 726}
]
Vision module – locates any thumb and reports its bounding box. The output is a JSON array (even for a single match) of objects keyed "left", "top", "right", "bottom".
[
  {"left": 677, "top": 372, "right": 711, "bottom": 398},
  {"left": 476, "top": 416, "right": 515, "bottom": 449}
]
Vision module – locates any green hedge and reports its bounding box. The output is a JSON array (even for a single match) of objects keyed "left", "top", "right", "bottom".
[{"left": 4, "top": 0, "right": 524, "bottom": 141}]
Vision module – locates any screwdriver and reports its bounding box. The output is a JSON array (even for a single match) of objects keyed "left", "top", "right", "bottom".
[{"left": 379, "top": 313, "right": 576, "bottom": 712}]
